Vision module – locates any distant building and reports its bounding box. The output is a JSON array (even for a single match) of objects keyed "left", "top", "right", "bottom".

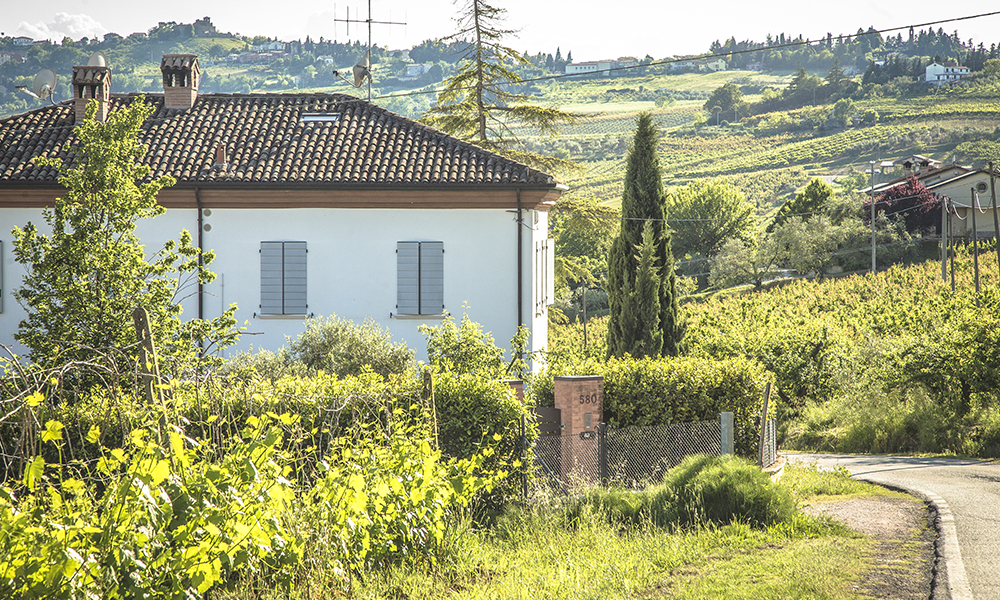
[
  {"left": 925, "top": 62, "right": 969, "bottom": 85},
  {"left": 405, "top": 63, "right": 432, "bottom": 78},
  {"left": 0, "top": 52, "right": 24, "bottom": 65},
  {"left": 13, "top": 36, "right": 33, "bottom": 46},
  {"left": 564, "top": 59, "right": 614, "bottom": 77}
]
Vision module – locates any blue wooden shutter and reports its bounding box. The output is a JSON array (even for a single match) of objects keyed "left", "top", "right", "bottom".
[
  {"left": 260, "top": 241, "right": 307, "bottom": 315},
  {"left": 260, "top": 241, "right": 284, "bottom": 314},
  {"left": 397, "top": 241, "right": 443, "bottom": 315},
  {"left": 282, "top": 241, "right": 308, "bottom": 315},
  {"left": 420, "top": 241, "right": 444, "bottom": 314}
]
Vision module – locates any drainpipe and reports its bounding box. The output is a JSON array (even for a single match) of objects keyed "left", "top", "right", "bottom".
[
  {"left": 195, "top": 187, "right": 204, "bottom": 350},
  {"left": 516, "top": 188, "right": 523, "bottom": 354}
]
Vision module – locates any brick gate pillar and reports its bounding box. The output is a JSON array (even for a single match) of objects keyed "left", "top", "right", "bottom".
[{"left": 554, "top": 375, "right": 603, "bottom": 485}]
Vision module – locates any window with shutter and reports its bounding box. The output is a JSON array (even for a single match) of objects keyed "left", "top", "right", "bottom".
[
  {"left": 535, "top": 238, "right": 555, "bottom": 316},
  {"left": 396, "top": 241, "right": 444, "bottom": 316},
  {"left": 260, "top": 241, "right": 307, "bottom": 315}
]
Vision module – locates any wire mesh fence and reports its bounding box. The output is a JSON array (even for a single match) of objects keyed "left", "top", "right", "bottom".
[
  {"left": 606, "top": 419, "right": 722, "bottom": 489},
  {"left": 531, "top": 418, "right": 723, "bottom": 494}
]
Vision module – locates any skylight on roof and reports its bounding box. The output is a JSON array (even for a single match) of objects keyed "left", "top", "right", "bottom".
[{"left": 301, "top": 113, "right": 341, "bottom": 123}]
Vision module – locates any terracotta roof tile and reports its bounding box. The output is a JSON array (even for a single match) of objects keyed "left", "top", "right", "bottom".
[{"left": 0, "top": 92, "right": 556, "bottom": 188}]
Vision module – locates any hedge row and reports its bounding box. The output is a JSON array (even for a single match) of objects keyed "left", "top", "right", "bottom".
[
  {"left": 3, "top": 369, "right": 536, "bottom": 508},
  {"left": 531, "top": 355, "right": 776, "bottom": 458}
]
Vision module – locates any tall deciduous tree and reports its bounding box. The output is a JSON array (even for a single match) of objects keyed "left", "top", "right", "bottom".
[
  {"left": 11, "top": 99, "right": 239, "bottom": 379},
  {"left": 607, "top": 113, "right": 681, "bottom": 358},
  {"left": 665, "top": 179, "right": 757, "bottom": 259},
  {"left": 422, "top": 0, "right": 577, "bottom": 173}
]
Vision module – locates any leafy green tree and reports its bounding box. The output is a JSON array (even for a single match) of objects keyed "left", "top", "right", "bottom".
[
  {"left": 11, "top": 99, "right": 238, "bottom": 378},
  {"left": 984, "top": 59, "right": 1000, "bottom": 78},
  {"left": 421, "top": 0, "right": 577, "bottom": 173},
  {"left": 708, "top": 237, "right": 781, "bottom": 289},
  {"left": 702, "top": 83, "right": 745, "bottom": 116},
  {"left": 550, "top": 197, "right": 619, "bottom": 289},
  {"left": 665, "top": 179, "right": 757, "bottom": 259},
  {"left": 771, "top": 215, "right": 847, "bottom": 278},
  {"left": 832, "top": 98, "right": 855, "bottom": 127},
  {"left": 784, "top": 64, "right": 822, "bottom": 101},
  {"left": 771, "top": 178, "right": 837, "bottom": 230},
  {"left": 607, "top": 113, "right": 681, "bottom": 358}
]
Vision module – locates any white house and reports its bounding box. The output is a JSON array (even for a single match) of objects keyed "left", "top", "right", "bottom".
[
  {"left": 925, "top": 62, "right": 970, "bottom": 85},
  {"left": 926, "top": 169, "right": 1000, "bottom": 238},
  {"left": 0, "top": 54, "right": 563, "bottom": 366},
  {"left": 565, "top": 60, "right": 614, "bottom": 77}
]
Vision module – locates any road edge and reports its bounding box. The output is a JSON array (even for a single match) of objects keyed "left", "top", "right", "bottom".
[{"left": 857, "top": 479, "right": 973, "bottom": 600}]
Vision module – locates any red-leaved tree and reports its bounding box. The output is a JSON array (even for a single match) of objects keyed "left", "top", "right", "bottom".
[{"left": 863, "top": 175, "right": 942, "bottom": 233}]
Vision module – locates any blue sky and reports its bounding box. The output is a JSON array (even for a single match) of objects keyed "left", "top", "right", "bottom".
[{"left": 6, "top": 0, "right": 1000, "bottom": 60}]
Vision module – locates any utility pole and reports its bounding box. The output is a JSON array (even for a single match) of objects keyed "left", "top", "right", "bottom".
[
  {"left": 990, "top": 162, "right": 999, "bottom": 271},
  {"left": 972, "top": 188, "right": 981, "bottom": 306},
  {"left": 941, "top": 195, "right": 948, "bottom": 282},
  {"left": 870, "top": 160, "right": 877, "bottom": 272}
]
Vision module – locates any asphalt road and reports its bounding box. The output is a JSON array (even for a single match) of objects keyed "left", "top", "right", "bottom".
[{"left": 788, "top": 453, "right": 1000, "bottom": 600}]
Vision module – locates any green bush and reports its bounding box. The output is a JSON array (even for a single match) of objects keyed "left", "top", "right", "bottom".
[
  {"left": 433, "top": 372, "right": 536, "bottom": 512},
  {"left": 0, "top": 413, "right": 302, "bottom": 599},
  {"left": 222, "top": 315, "right": 415, "bottom": 380},
  {"left": 420, "top": 312, "right": 528, "bottom": 379},
  {"left": 290, "top": 315, "right": 415, "bottom": 377},
  {"left": 300, "top": 414, "right": 502, "bottom": 579}
]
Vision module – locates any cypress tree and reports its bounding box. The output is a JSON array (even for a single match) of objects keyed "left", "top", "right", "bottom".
[{"left": 607, "top": 113, "right": 681, "bottom": 358}]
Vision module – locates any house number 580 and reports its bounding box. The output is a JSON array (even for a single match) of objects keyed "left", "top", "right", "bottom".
[{"left": 579, "top": 394, "right": 598, "bottom": 404}]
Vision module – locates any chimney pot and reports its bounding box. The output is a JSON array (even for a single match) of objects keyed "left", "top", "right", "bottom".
[
  {"left": 161, "top": 53, "right": 200, "bottom": 110},
  {"left": 214, "top": 143, "right": 229, "bottom": 170},
  {"left": 72, "top": 65, "right": 111, "bottom": 124}
]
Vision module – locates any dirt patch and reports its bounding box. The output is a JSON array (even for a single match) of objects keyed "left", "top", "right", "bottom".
[{"left": 806, "top": 496, "right": 936, "bottom": 600}]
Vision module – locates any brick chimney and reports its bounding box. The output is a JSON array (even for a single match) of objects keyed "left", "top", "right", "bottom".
[
  {"left": 72, "top": 64, "right": 111, "bottom": 123},
  {"left": 161, "top": 54, "right": 200, "bottom": 110}
]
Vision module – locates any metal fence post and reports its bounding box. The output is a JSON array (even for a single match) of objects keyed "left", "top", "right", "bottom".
[
  {"left": 521, "top": 415, "right": 528, "bottom": 502},
  {"left": 598, "top": 422, "right": 608, "bottom": 487},
  {"left": 720, "top": 412, "right": 734, "bottom": 455}
]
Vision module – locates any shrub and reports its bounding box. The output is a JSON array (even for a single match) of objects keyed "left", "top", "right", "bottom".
[
  {"left": 421, "top": 312, "right": 528, "bottom": 379},
  {"left": 290, "top": 315, "right": 415, "bottom": 377},
  {"left": 0, "top": 413, "right": 302, "bottom": 599},
  {"left": 433, "top": 372, "right": 536, "bottom": 511}
]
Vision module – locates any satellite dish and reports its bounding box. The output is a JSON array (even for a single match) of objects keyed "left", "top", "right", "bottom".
[
  {"left": 351, "top": 53, "right": 370, "bottom": 88},
  {"left": 87, "top": 51, "right": 108, "bottom": 67},
  {"left": 15, "top": 69, "right": 57, "bottom": 104}
]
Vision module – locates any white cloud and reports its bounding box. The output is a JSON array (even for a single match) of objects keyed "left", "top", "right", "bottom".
[{"left": 16, "top": 13, "right": 107, "bottom": 42}]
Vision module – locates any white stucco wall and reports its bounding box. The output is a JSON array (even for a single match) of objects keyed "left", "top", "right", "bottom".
[{"left": 1, "top": 205, "right": 552, "bottom": 367}]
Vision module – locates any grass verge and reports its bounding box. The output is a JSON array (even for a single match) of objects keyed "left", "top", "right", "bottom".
[{"left": 216, "top": 461, "right": 893, "bottom": 599}]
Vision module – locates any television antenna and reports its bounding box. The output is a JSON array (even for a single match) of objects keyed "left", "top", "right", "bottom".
[
  {"left": 332, "top": 0, "right": 405, "bottom": 101},
  {"left": 16, "top": 68, "right": 58, "bottom": 104}
]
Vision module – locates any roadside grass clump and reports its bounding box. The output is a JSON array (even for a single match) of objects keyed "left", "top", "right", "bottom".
[{"left": 560, "top": 455, "right": 796, "bottom": 531}]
